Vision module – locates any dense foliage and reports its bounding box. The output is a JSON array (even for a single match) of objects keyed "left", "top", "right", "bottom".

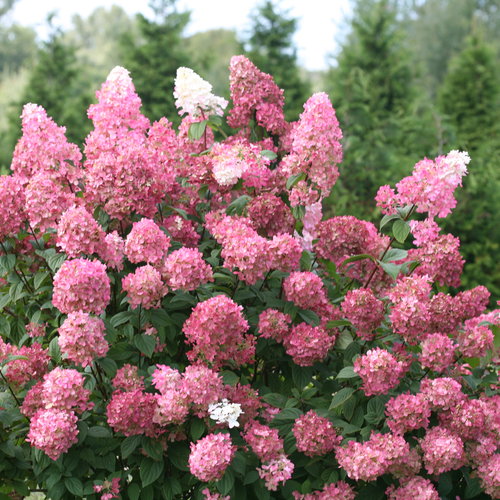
[{"left": 0, "top": 57, "right": 498, "bottom": 500}]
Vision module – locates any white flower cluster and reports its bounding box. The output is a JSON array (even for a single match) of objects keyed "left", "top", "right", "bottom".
[
  {"left": 440, "top": 150, "right": 471, "bottom": 181},
  {"left": 174, "top": 67, "right": 228, "bottom": 118},
  {"left": 212, "top": 157, "right": 247, "bottom": 187},
  {"left": 208, "top": 399, "right": 244, "bottom": 428}
]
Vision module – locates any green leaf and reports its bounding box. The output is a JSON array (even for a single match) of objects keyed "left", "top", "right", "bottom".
[
  {"left": 167, "top": 442, "right": 190, "bottom": 471},
  {"left": 110, "top": 311, "right": 134, "bottom": 327},
  {"left": 128, "top": 484, "right": 141, "bottom": 500},
  {"left": 149, "top": 309, "right": 172, "bottom": 327},
  {"left": 188, "top": 120, "right": 208, "bottom": 141},
  {"left": 134, "top": 334, "right": 156, "bottom": 358},
  {"left": 365, "top": 396, "right": 386, "bottom": 424},
  {"left": 292, "top": 365, "right": 313, "bottom": 389},
  {"left": 47, "top": 252, "right": 66, "bottom": 272},
  {"left": 34, "top": 270, "right": 50, "bottom": 290},
  {"left": 140, "top": 457, "right": 164, "bottom": 487},
  {"left": 326, "top": 319, "right": 352, "bottom": 328},
  {"left": 0, "top": 254, "right": 16, "bottom": 273},
  {"left": 286, "top": 172, "right": 306, "bottom": 190},
  {"left": 190, "top": 419, "right": 205, "bottom": 441},
  {"left": 392, "top": 219, "right": 410, "bottom": 243},
  {"left": 464, "top": 477, "right": 482, "bottom": 498},
  {"left": 121, "top": 435, "right": 142, "bottom": 459},
  {"left": 297, "top": 309, "right": 320, "bottom": 326},
  {"left": 378, "top": 261, "right": 401, "bottom": 280},
  {"left": 226, "top": 195, "right": 251, "bottom": 216},
  {"left": 379, "top": 213, "right": 400, "bottom": 230},
  {"left": 329, "top": 387, "right": 355, "bottom": 410},
  {"left": 142, "top": 437, "right": 164, "bottom": 461},
  {"left": 221, "top": 370, "right": 239, "bottom": 386},
  {"left": 340, "top": 253, "right": 377, "bottom": 268},
  {"left": 87, "top": 426, "right": 112, "bottom": 438},
  {"left": 272, "top": 408, "right": 302, "bottom": 422},
  {"left": 216, "top": 469, "right": 235, "bottom": 496},
  {"left": 64, "top": 477, "right": 83, "bottom": 497},
  {"left": 260, "top": 149, "right": 277, "bottom": 160},
  {"left": 49, "top": 337, "right": 61, "bottom": 363},
  {"left": 336, "top": 366, "right": 358, "bottom": 379},
  {"left": 336, "top": 330, "right": 354, "bottom": 350},
  {"left": 383, "top": 248, "right": 408, "bottom": 262},
  {"left": 0, "top": 354, "right": 28, "bottom": 367},
  {"left": 208, "top": 114, "right": 223, "bottom": 127},
  {"left": 261, "top": 393, "right": 288, "bottom": 408}
]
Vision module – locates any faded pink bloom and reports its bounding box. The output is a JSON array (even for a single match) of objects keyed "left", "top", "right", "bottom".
[
  {"left": 189, "top": 433, "right": 236, "bottom": 482},
  {"left": 122, "top": 265, "right": 166, "bottom": 309},
  {"left": 292, "top": 410, "right": 341, "bottom": 457},
  {"left": 243, "top": 421, "right": 284, "bottom": 462},
  {"left": 125, "top": 218, "right": 170, "bottom": 265},
  {"left": 257, "top": 454, "right": 294, "bottom": 491}
]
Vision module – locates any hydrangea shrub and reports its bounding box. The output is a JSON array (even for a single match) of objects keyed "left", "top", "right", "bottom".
[{"left": 0, "top": 59, "right": 498, "bottom": 500}]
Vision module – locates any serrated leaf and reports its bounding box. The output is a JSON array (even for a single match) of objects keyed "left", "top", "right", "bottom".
[
  {"left": 329, "top": 387, "right": 355, "bottom": 410},
  {"left": 336, "top": 366, "right": 358, "bottom": 379},
  {"left": 190, "top": 419, "right": 205, "bottom": 441},
  {"left": 121, "top": 435, "right": 142, "bottom": 459},
  {"left": 110, "top": 311, "right": 134, "bottom": 327},
  {"left": 297, "top": 309, "right": 320, "bottom": 326},
  {"left": 261, "top": 393, "right": 288, "bottom": 408},
  {"left": 393, "top": 219, "right": 410, "bottom": 243},
  {"left": 272, "top": 408, "right": 302, "bottom": 421},
  {"left": 140, "top": 457, "right": 164, "bottom": 487},
  {"left": 34, "top": 271, "right": 50, "bottom": 290},
  {"left": 216, "top": 469, "right": 234, "bottom": 496},
  {"left": 133, "top": 334, "right": 156, "bottom": 358},
  {"left": 64, "top": 477, "right": 83, "bottom": 497},
  {"left": 47, "top": 252, "right": 66, "bottom": 272},
  {"left": 188, "top": 120, "right": 208, "bottom": 141}
]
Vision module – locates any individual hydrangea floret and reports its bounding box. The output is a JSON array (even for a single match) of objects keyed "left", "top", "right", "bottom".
[
  {"left": 174, "top": 67, "right": 228, "bottom": 117},
  {"left": 52, "top": 259, "right": 110, "bottom": 315},
  {"left": 188, "top": 433, "right": 236, "bottom": 482}
]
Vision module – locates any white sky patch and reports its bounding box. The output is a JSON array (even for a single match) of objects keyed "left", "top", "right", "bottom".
[{"left": 10, "top": 0, "right": 352, "bottom": 71}]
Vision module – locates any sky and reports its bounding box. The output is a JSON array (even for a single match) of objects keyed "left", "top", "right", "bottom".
[{"left": 10, "top": 0, "right": 352, "bottom": 71}]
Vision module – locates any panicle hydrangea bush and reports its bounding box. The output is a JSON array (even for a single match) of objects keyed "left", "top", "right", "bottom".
[{"left": 0, "top": 61, "right": 498, "bottom": 500}]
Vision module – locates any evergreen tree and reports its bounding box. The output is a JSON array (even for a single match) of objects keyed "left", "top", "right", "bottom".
[
  {"left": 438, "top": 34, "right": 500, "bottom": 302},
  {"left": 326, "top": 0, "right": 435, "bottom": 219},
  {"left": 245, "top": 0, "right": 311, "bottom": 121},
  {"left": 121, "top": 0, "right": 191, "bottom": 124}
]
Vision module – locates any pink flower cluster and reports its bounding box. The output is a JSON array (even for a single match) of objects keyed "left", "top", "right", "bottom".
[
  {"left": 228, "top": 55, "right": 286, "bottom": 135},
  {"left": 284, "top": 323, "right": 334, "bottom": 366},
  {"left": 0, "top": 175, "right": 26, "bottom": 239},
  {"left": 341, "top": 288, "right": 385, "bottom": 340},
  {"left": 52, "top": 259, "right": 110, "bottom": 314},
  {"left": 258, "top": 309, "right": 292, "bottom": 343},
  {"left": 94, "top": 478, "right": 121, "bottom": 500},
  {"left": 122, "top": 264, "right": 166, "bottom": 309},
  {"left": 248, "top": 193, "right": 294, "bottom": 237},
  {"left": 182, "top": 295, "right": 253, "bottom": 367},
  {"left": 386, "top": 477, "right": 439, "bottom": 500},
  {"left": 385, "top": 392, "right": 431, "bottom": 434},
  {"left": 419, "top": 333, "right": 455, "bottom": 372},
  {"left": 420, "top": 426, "right": 466, "bottom": 474},
  {"left": 188, "top": 433, "right": 236, "bottom": 482},
  {"left": 354, "top": 348, "right": 405, "bottom": 396},
  {"left": 292, "top": 410, "right": 341, "bottom": 456},
  {"left": 293, "top": 481, "right": 355, "bottom": 500},
  {"left": 2, "top": 342, "right": 50, "bottom": 387},
  {"left": 58, "top": 312, "right": 109, "bottom": 367},
  {"left": 243, "top": 421, "right": 284, "bottom": 462},
  {"left": 281, "top": 92, "right": 343, "bottom": 197},
  {"left": 125, "top": 218, "right": 170, "bottom": 265},
  {"left": 161, "top": 247, "right": 213, "bottom": 291},
  {"left": 376, "top": 150, "right": 470, "bottom": 218},
  {"left": 335, "top": 432, "right": 409, "bottom": 481},
  {"left": 257, "top": 454, "right": 294, "bottom": 491},
  {"left": 56, "top": 205, "right": 106, "bottom": 258},
  {"left": 283, "top": 272, "right": 328, "bottom": 311}
]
